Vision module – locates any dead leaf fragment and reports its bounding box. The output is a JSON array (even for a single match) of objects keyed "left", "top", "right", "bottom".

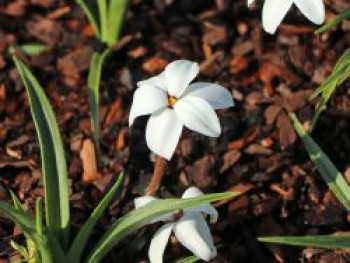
[
  {"left": 27, "top": 19, "right": 63, "bottom": 46},
  {"left": 264, "top": 105, "right": 282, "bottom": 125},
  {"left": 185, "top": 155, "right": 215, "bottom": 188},
  {"left": 276, "top": 112, "right": 297, "bottom": 149},
  {"left": 80, "top": 139, "right": 100, "bottom": 184},
  {"left": 220, "top": 150, "right": 241, "bottom": 173},
  {"left": 142, "top": 57, "right": 168, "bottom": 75}
]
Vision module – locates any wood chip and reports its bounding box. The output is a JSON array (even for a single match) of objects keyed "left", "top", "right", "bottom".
[{"left": 80, "top": 139, "right": 100, "bottom": 184}]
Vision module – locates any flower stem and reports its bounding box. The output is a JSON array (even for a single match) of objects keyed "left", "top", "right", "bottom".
[{"left": 145, "top": 157, "right": 167, "bottom": 196}]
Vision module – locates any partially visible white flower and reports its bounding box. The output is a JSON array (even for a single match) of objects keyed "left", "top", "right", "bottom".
[
  {"left": 134, "top": 187, "right": 218, "bottom": 263},
  {"left": 129, "top": 60, "right": 234, "bottom": 160},
  {"left": 248, "top": 0, "right": 325, "bottom": 34}
]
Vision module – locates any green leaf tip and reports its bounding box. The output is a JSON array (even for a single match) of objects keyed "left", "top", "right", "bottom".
[
  {"left": 290, "top": 114, "right": 350, "bottom": 211},
  {"left": 258, "top": 234, "right": 350, "bottom": 249},
  {"left": 315, "top": 9, "right": 350, "bottom": 34},
  {"left": 12, "top": 56, "right": 70, "bottom": 249}
]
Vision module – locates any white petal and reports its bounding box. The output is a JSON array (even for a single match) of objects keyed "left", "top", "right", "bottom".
[
  {"left": 129, "top": 84, "right": 167, "bottom": 126},
  {"left": 294, "top": 0, "right": 325, "bottom": 24},
  {"left": 164, "top": 60, "right": 199, "bottom": 98},
  {"left": 134, "top": 196, "right": 175, "bottom": 223},
  {"left": 184, "top": 82, "right": 234, "bottom": 109},
  {"left": 262, "top": 0, "right": 293, "bottom": 34},
  {"left": 181, "top": 186, "right": 204, "bottom": 199},
  {"left": 149, "top": 223, "right": 174, "bottom": 263},
  {"left": 137, "top": 72, "right": 167, "bottom": 92},
  {"left": 247, "top": 0, "right": 255, "bottom": 6},
  {"left": 182, "top": 187, "right": 218, "bottom": 223},
  {"left": 146, "top": 108, "right": 183, "bottom": 160},
  {"left": 134, "top": 196, "right": 159, "bottom": 209},
  {"left": 173, "top": 212, "right": 217, "bottom": 262},
  {"left": 174, "top": 96, "right": 221, "bottom": 137}
]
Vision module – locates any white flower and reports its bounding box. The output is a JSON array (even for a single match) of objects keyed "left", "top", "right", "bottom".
[
  {"left": 248, "top": 0, "right": 325, "bottom": 34},
  {"left": 134, "top": 187, "right": 219, "bottom": 263},
  {"left": 129, "top": 60, "right": 234, "bottom": 160}
]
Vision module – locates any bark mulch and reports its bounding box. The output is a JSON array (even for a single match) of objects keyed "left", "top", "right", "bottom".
[{"left": 0, "top": 0, "right": 350, "bottom": 262}]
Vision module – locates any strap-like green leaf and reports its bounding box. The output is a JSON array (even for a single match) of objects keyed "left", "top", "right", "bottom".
[
  {"left": 86, "top": 191, "right": 240, "bottom": 263},
  {"left": 176, "top": 255, "right": 200, "bottom": 263},
  {"left": 259, "top": 234, "right": 350, "bottom": 249},
  {"left": 67, "top": 173, "right": 123, "bottom": 263},
  {"left": 36, "top": 198, "right": 43, "bottom": 236},
  {"left": 0, "top": 202, "right": 60, "bottom": 262},
  {"left": 17, "top": 44, "right": 48, "bottom": 56},
  {"left": 0, "top": 202, "right": 36, "bottom": 240},
  {"left": 315, "top": 9, "right": 350, "bottom": 34},
  {"left": 77, "top": 0, "right": 101, "bottom": 38},
  {"left": 11, "top": 240, "right": 30, "bottom": 260},
  {"left": 88, "top": 49, "right": 110, "bottom": 147},
  {"left": 10, "top": 191, "right": 24, "bottom": 211},
  {"left": 290, "top": 114, "right": 350, "bottom": 210},
  {"left": 13, "top": 55, "right": 70, "bottom": 249},
  {"left": 98, "top": 0, "right": 109, "bottom": 42},
  {"left": 310, "top": 49, "right": 350, "bottom": 128},
  {"left": 107, "top": 0, "right": 128, "bottom": 46}
]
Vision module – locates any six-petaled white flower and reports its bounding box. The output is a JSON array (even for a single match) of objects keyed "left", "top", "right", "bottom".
[
  {"left": 248, "top": 0, "right": 325, "bottom": 34},
  {"left": 134, "top": 187, "right": 218, "bottom": 263},
  {"left": 129, "top": 60, "right": 234, "bottom": 160}
]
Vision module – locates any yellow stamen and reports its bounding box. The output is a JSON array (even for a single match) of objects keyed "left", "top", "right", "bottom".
[{"left": 168, "top": 96, "right": 178, "bottom": 107}]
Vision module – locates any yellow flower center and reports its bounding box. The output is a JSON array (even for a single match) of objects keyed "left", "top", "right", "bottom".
[{"left": 168, "top": 96, "right": 178, "bottom": 108}]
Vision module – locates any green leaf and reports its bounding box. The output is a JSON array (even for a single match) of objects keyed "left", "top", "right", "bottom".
[
  {"left": 11, "top": 240, "right": 29, "bottom": 260},
  {"left": 77, "top": 0, "right": 101, "bottom": 38},
  {"left": 333, "top": 48, "right": 350, "bottom": 73},
  {"left": 67, "top": 173, "right": 123, "bottom": 263},
  {"left": 0, "top": 202, "right": 36, "bottom": 242},
  {"left": 88, "top": 49, "right": 110, "bottom": 147},
  {"left": 36, "top": 198, "right": 43, "bottom": 236},
  {"left": 98, "top": 0, "right": 109, "bottom": 43},
  {"left": 86, "top": 191, "right": 240, "bottom": 263},
  {"left": 176, "top": 255, "right": 200, "bottom": 263},
  {"left": 259, "top": 234, "right": 350, "bottom": 249},
  {"left": 0, "top": 202, "right": 59, "bottom": 263},
  {"left": 9, "top": 193, "right": 42, "bottom": 262},
  {"left": 290, "top": 114, "right": 350, "bottom": 210},
  {"left": 13, "top": 55, "right": 70, "bottom": 249},
  {"left": 310, "top": 49, "right": 350, "bottom": 128},
  {"left": 10, "top": 191, "right": 24, "bottom": 211},
  {"left": 107, "top": 0, "right": 128, "bottom": 46},
  {"left": 315, "top": 9, "right": 350, "bottom": 34},
  {"left": 77, "top": 0, "right": 127, "bottom": 45},
  {"left": 17, "top": 44, "right": 48, "bottom": 56}
]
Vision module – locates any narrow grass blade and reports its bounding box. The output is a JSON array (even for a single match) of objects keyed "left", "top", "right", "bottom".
[
  {"left": 88, "top": 49, "right": 110, "bottom": 147},
  {"left": 10, "top": 191, "right": 24, "bottom": 211},
  {"left": 310, "top": 49, "right": 350, "bottom": 100},
  {"left": 176, "top": 255, "right": 199, "bottom": 263},
  {"left": 315, "top": 9, "right": 350, "bottom": 34},
  {"left": 67, "top": 173, "right": 123, "bottom": 263},
  {"left": 290, "top": 114, "right": 350, "bottom": 210},
  {"left": 13, "top": 55, "right": 70, "bottom": 249},
  {"left": 0, "top": 202, "right": 36, "bottom": 241},
  {"left": 0, "top": 202, "right": 60, "bottom": 263},
  {"left": 259, "top": 234, "right": 350, "bottom": 249},
  {"left": 107, "top": 0, "right": 128, "bottom": 46},
  {"left": 8, "top": 194, "right": 54, "bottom": 262},
  {"left": 310, "top": 49, "right": 350, "bottom": 128},
  {"left": 98, "top": 0, "right": 109, "bottom": 42},
  {"left": 86, "top": 191, "right": 240, "bottom": 263},
  {"left": 11, "top": 240, "right": 29, "bottom": 260},
  {"left": 36, "top": 198, "right": 43, "bottom": 236},
  {"left": 17, "top": 44, "right": 48, "bottom": 56},
  {"left": 77, "top": 0, "right": 101, "bottom": 38}
]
